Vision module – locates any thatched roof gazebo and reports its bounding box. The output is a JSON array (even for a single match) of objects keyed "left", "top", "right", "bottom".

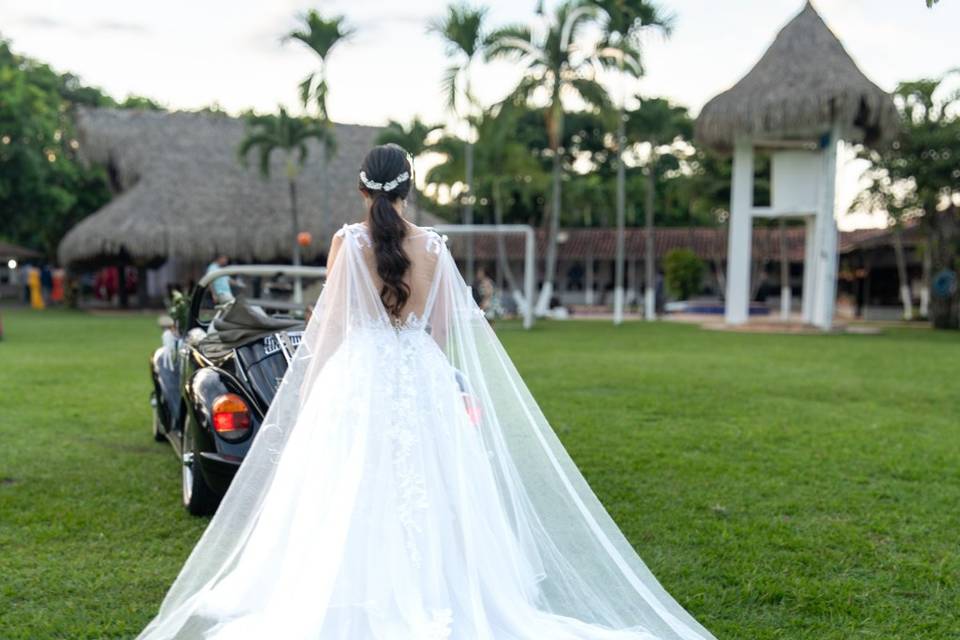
[
  {"left": 0, "top": 241, "right": 42, "bottom": 263},
  {"left": 695, "top": 1, "right": 899, "bottom": 150},
  {"left": 694, "top": 2, "right": 897, "bottom": 330},
  {"left": 58, "top": 108, "right": 434, "bottom": 270}
]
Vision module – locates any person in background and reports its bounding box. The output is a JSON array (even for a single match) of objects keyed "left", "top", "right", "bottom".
[
  {"left": 51, "top": 268, "right": 65, "bottom": 304},
  {"left": 40, "top": 265, "right": 53, "bottom": 304},
  {"left": 27, "top": 266, "right": 45, "bottom": 310},
  {"left": 474, "top": 266, "right": 496, "bottom": 322},
  {"left": 206, "top": 255, "right": 234, "bottom": 305}
]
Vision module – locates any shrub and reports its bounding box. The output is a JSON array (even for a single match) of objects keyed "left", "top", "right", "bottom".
[{"left": 663, "top": 248, "right": 705, "bottom": 300}]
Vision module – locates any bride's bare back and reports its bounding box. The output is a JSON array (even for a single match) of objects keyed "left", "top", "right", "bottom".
[{"left": 328, "top": 222, "right": 443, "bottom": 322}]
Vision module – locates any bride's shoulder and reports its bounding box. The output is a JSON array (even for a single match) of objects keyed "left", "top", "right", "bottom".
[
  {"left": 335, "top": 222, "right": 367, "bottom": 236},
  {"left": 409, "top": 225, "right": 447, "bottom": 255},
  {"left": 335, "top": 222, "right": 373, "bottom": 246}
]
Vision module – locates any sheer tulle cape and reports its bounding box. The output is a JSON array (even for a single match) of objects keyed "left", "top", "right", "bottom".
[{"left": 137, "top": 224, "right": 715, "bottom": 640}]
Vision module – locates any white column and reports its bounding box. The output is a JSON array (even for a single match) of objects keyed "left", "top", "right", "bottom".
[
  {"left": 585, "top": 253, "right": 594, "bottom": 306},
  {"left": 812, "top": 126, "right": 841, "bottom": 330},
  {"left": 801, "top": 215, "right": 817, "bottom": 323},
  {"left": 523, "top": 228, "right": 535, "bottom": 329},
  {"left": 725, "top": 138, "right": 754, "bottom": 325}
]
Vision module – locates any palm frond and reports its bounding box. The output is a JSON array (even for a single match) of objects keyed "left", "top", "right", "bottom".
[
  {"left": 428, "top": 3, "right": 488, "bottom": 59},
  {"left": 236, "top": 132, "right": 276, "bottom": 169},
  {"left": 569, "top": 76, "right": 612, "bottom": 113},
  {"left": 484, "top": 25, "right": 539, "bottom": 62},
  {"left": 314, "top": 80, "right": 331, "bottom": 121},
  {"left": 296, "top": 141, "right": 309, "bottom": 165},
  {"left": 596, "top": 40, "right": 644, "bottom": 77},
  {"left": 298, "top": 73, "right": 316, "bottom": 108},
  {"left": 440, "top": 65, "right": 461, "bottom": 113},
  {"left": 257, "top": 145, "right": 273, "bottom": 178},
  {"left": 591, "top": 0, "right": 674, "bottom": 40},
  {"left": 286, "top": 10, "right": 354, "bottom": 61},
  {"left": 559, "top": 4, "right": 598, "bottom": 52}
]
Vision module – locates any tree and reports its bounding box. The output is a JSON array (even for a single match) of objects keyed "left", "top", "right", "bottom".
[
  {"left": 376, "top": 117, "right": 443, "bottom": 224},
  {"left": 856, "top": 73, "right": 960, "bottom": 328},
  {"left": 117, "top": 94, "right": 164, "bottom": 110},
  {"left": 429, "top": 2, "right": 488, "bottom": 281},
  {"left": 663, "top": 248, "right": 704, "bottom": 300},
  {"left": 486, "top": 1, "right": 609, "bottom": 314},
  {"left": 591, "top": 0, "right": 672, "bottom": 324},
  {"left": 852, "top": 164, "right": 918, "bottom": 321},
  {"left": 286, "top": 10, "right": 353, "bottom": 123},
  {"left": 286, "top": 10, "right": 353, "bottom": 232},
  {"left": 0, "top": 40, "right": 112, "bottom": 258},
  {"left": 238, "top": 108, "right": 332, "bottom": 303},
  {"left": 428, "top": 100, "right": 547, "bottom": 307},
  {"left": 625, "top": 96, "right": 692, "bottom": 318}
]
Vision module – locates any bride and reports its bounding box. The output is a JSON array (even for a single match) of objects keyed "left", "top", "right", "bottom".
[{"left": 138, "top": 144, "right": 716, "bottom": 640}]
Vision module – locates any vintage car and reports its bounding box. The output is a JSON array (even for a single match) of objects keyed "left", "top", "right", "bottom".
[{"left": 149, "top": 265, "right": 325, "bottom": 515}]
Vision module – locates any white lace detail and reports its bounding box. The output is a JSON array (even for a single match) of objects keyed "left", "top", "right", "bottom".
[
  {"left": 386, "top": 334, "right": 430, "bottom": 568},
  {"left": 340, "top": 223, "right": 372, "bottom": 249},
  {"left": 417, "top": 608, "right": 453, "bottom": 640},
  {"left": 425, "top": 231, "right": 445, "bottom": 255},
  {"left": 347, "top": 310, "right": 428, "bottom": 336}
]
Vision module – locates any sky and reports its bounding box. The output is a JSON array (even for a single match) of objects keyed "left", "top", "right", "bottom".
[{"left": 1, "top": 0, "right": 957, "bottom": 229}]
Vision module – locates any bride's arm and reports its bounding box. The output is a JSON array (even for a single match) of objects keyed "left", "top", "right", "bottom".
[
  {"left": 306, "top": 232, "right": 344, "bottom": 323},
  {"left": 326, "top": 232, "right": 344, "bottom": 272}
]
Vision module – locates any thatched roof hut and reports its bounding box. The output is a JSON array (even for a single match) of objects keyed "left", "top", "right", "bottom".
[
  {"left": 58, "top": 108, "right": 437, "bottom": 269},
  {"left": 0, "top": 241, "right": 42, "bottom": 262},
  {"left": 695, "top": 2, "right": 898, "bottom": 150}
]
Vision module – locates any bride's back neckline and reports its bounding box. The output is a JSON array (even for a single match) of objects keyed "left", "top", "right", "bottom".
[{"left": 341, "top": 222, "right": 446, "bottom": 327}]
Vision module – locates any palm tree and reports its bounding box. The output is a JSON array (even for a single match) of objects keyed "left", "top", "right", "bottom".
[
  {"left": 626, "top": 97, "right": 691, "bottom": 319},
  {"left": 427, "top": 101, "right": 545, "bottom": 309},
  {"left": 376, "top": 117, "right": 443, "bottom": 225},
  {"left": 429, "top": 2, "right": 488, "bottom": 282},
  {"left": 238, "top": 107, "right": 332, "bottom": 303},
  {"left": 286, "top": 10, "right": 353, "bottom": 230},
  {"left": 486, "top": 1, "right": 609, "bottom": 314},
  {"left": 592, "top": 0, "right": 672, "bottom": 323},
  {"left": 286, "top": 10, "right": 354, "bottom": 123}
]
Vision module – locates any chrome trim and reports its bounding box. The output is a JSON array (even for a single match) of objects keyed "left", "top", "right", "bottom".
[{"left": 198, "top": 265, "right": 327, "bottom": 288}]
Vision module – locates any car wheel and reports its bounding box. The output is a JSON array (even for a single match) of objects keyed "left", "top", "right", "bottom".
[
  {"left": 182, "top": 448, "right": 218, "bottom": 516},
  {"left": 150, "top": 392, "right": 166, "bottom": 443}
]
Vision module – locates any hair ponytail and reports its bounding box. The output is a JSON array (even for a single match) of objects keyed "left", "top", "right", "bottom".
[{"left": 358, "top": 144, "right": 414, "bottom": 318}]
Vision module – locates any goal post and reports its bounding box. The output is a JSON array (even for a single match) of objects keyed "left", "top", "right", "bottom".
[{"left": 434, "top": 224, "right": 536, "bottom": 330}]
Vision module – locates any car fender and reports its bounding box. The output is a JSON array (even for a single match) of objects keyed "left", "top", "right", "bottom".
[{"left": 185, "top": 367, "right": 261, "bottom": 456}]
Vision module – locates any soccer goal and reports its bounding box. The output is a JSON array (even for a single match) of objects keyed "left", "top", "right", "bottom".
[{"left": 434, "top": 224, "right": 536, "bottom": 330}]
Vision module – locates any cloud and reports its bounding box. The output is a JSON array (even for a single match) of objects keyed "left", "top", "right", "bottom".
[
  {"left": 16, "top": 15, "right": 66, "bottom": 29},
  {"left": 11, "top": 15, "right": 150, "bottom": 36},
  {"left": 90, "top": 20, "right": 151, "bottom": 35}
]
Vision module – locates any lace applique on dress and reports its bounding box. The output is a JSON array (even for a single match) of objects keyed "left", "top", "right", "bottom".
[
  {"left": 425, "top": 230, "right": 446, "bottom": 256},
  {"left": 386, "top": 334, "right": 430, "bottom": 567},
  {"left": 339, "top": 222, "right": 372, "bottom": 249},
  {"left": 418, "top": 608, "right": 453, "bottom": 640}
]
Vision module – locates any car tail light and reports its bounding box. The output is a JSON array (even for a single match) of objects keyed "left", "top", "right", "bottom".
[
  {"left": 212, "top": 393, "right": 251, "bottom": 439},
  {"left": 462, "top": 393, "right": 483, "bottom": 427}
]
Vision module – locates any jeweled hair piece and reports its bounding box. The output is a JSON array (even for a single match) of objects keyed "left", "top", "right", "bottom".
[{"left": 359, "top": 170, "right": 410, "bottom": 194}]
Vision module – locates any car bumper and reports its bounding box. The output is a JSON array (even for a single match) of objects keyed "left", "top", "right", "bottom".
[{"left": 198, "top": 451, "right": 242, "bottom": 495}]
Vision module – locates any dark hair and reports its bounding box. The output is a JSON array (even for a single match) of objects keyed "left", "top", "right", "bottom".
[{"left": 358, "top": 144, "right": 413, "bottom": 318}]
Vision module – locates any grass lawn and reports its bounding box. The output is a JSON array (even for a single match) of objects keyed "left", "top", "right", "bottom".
[{"left": 1, "top": 308, "right": 958, "bottom": 639}]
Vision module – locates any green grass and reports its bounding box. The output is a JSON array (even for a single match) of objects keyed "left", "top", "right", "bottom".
[{"left": 1, "top": 309, "right": 958, "bottom": 639}]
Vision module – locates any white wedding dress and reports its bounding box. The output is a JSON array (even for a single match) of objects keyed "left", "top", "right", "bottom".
[{"left": 138, "top": 223, "right": 716, "bottom": 640}]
